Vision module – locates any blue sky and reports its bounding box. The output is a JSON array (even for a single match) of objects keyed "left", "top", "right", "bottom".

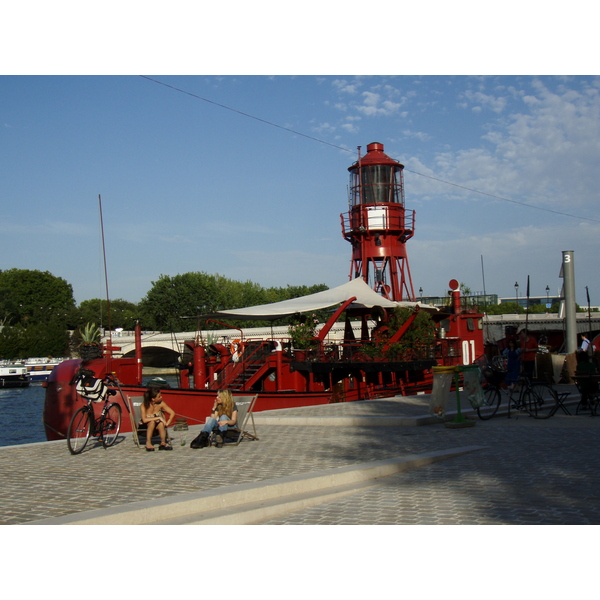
[
  {"left": 2, "top": 7, "right": 598, "bottom": 309},
  {"left": 2, "top": 75, "right": 599, "bottom": 308}
]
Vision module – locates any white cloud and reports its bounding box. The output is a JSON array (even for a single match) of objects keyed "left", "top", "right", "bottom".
[
  {"left": 411, "top": 79, "right": 600, "bottom": 211},
  {"left": 356, "top": 91, "right": 403, "bottom": 117},
  {"left": 463, "top": 90, "right": 507, "bottom": 113},
  {"left": 332, "top": 79, "right": 359, "bottom": 95},
  {"left": 403, "top": 129, "right": 431, "bottom": 142},
  {"left": 312, "top": 122, "right": 335, "bottom": 133}
]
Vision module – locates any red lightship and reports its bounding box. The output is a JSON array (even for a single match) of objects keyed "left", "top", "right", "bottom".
[{"left": 43, "top": 142, "right": 484, "bottom": 441}]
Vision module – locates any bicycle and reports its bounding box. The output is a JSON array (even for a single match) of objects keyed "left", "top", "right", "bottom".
[
  {"left": 67, "top": 374, "right": 122, "bottom": 454},
  {"left": 477, "top": 359, "right": 560, "bottom": 420}
]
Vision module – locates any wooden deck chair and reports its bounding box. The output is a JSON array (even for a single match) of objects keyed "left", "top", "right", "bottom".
[
  {"left": 232, "top": 394, "right": 259, "bottom": 445},
  {"left": 124, "top": 394, "right": 140, "bottom": 448},
  {"left": 212, "top": 394, "right": 260, "bottom": 446}
]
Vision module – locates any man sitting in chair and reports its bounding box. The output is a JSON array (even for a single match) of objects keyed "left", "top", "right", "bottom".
[{"left": 191, "top": 390, "right": 238, "bottom": 449}]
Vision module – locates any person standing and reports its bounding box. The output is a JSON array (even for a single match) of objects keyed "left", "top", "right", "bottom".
[
  {"left": 580, "top": 334, "right": 591, "bottom": 353},
  {"left": 502, "top": 338, "right": 521, "bottom": 389},
  {"left": 518, "top": 329, "right": 538, "bottom": 380},
  {"left": 575, "top": 350, "right": 598, "bottom": 409}
]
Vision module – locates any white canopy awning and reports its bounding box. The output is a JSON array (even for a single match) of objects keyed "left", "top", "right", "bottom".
[{"left": 203, "top": 278, "right": 427, "bottom": 321}]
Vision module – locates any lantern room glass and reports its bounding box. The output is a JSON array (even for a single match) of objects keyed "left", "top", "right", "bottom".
[{"left": 349, "top": 165, "right": 404, "bottom": 206}]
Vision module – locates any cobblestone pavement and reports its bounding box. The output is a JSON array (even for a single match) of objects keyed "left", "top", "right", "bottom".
[
  {"left": 1, "top": 387, "right": 598, "bottom": 525},
  {"left": 262, "top": 414, "right": 600, "bottom": 524}
]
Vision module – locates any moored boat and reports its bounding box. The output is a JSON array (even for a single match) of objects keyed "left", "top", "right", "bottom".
[
  {"left": 24, "top": 357, "right": 66, "bottom": 382},
  {"left": 0, "top": 362, "right": 30, "bottom": 388},
  {"left": 43, "top": 142, "right": 485, "bottom": 441}
]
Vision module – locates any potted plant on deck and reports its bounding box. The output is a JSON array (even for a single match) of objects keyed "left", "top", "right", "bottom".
[
  {"left": 357, "top": 307, "right": 436, "bottom": 362},
  {"left": 77, "top": 322, "right": 103, "bottom": 361},
  {"left": 288, "top": 313, "right": 320, "bottom": 359},
  {"left": 383, "top": 307, "right": 436, "bottom": 361}
]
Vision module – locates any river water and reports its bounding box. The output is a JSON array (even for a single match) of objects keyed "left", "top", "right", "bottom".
[
  {"left": 0, "top": 384, "right": 47, "bottom": 447},
  {"left": 0, "top": 374, "right": 179, "bottom": 448}
]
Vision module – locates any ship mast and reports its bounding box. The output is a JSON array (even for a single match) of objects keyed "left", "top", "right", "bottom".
[{"left": 98, "top": 194, "right": 113, "bottom": 356}]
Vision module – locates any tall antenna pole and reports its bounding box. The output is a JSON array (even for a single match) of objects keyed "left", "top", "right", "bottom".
[
  {"left": 480, "top": 255, "right": 487, "bottom": 308},
  {"left": 586, "top": 286, "right": 592, "bottom": 347},
  {"left": 525, "top": 275, "right": 530, "bottom": 330},
  {"left": 98, "top": 195, "right": 112, "bottom": 340},
  {"left": 480, "top": 254, "right": 489, "bottom": 343}
]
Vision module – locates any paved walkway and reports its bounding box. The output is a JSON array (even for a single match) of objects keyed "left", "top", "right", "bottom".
[{"left": 2, "top": 385, "right": 599, "bottom": 525}]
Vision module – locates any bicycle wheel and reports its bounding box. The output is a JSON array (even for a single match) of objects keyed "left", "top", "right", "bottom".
[
  {"left": 523, "top": 383, "right": 557, "bottom": 419},
  {"left": 101, "top": 403, "right": 122, "bottom": 448},
  {"left": 67, "top": 407, "right": 92, "bottom": 454},
  {"left": 477, "top": 387, "right": 501, "bottom": 420}
]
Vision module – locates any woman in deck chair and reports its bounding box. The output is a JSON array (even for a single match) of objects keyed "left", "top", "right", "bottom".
[
  {"left": 140, "top": 386, "right": 175, "bottom": 451},
  {"left": 191, "top": 389, "right": 238, "bottom": 449}
]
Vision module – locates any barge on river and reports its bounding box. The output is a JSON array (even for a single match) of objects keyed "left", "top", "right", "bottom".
[{"left": 0, "top": 363, "right": 30, "bottom": 388}]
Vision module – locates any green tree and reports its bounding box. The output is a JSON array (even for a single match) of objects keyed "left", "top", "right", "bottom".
[
  {"left": 484, "top": 302, "right": 563, "bottom": 315},
  {"left": 77, "top": 298, "right": 139, "bottom": 330},
  {"left": 139, "top": 272, "right": 329, "bottom": 332},
  {"left": 0, "top": 324, "right": 26, "bottom": 359},
  {"left": 139, "top": 272, "right": 221, "bottom": 331},
  {"left": 459, "top": 282, "right": 472, "bottom": 296},
  {"left": 0, "top": 269, "right": 74, "bottom": 359},
  {"left": 485, "top": 302, "right": 523, "bottom": 315},
  {"left": 0, "top": 319, "right": 70, "bottom": 360},
  {"left": 0, "top": 269, "right": 75, "bottom": 326}
]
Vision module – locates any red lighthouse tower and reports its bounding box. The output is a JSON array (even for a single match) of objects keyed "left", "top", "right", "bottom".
[{"left": 341, "top": 142, "right": 416, "bottom": 301}]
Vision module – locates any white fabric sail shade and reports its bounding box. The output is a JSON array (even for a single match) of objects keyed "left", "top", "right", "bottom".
[{"left": 203, "top": 278, "right": 426, "bottom": 321}]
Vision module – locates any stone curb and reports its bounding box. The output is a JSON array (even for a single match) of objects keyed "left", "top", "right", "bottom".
[
  {"left": 251, "top": 415, "right": 442, "bottom": 426},
  {"left": 25, "top": 445, "right": 485, "bottom": 525}
]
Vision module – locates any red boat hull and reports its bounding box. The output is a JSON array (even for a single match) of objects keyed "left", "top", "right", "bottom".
[{"left": 42, "top": 358, "right": 358, "bottom": 441}]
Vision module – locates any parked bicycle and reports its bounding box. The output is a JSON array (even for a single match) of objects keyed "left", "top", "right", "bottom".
[
  {"left": 477, "top": 358, "right": 560, "bottom": 420},
  {"left": 67, "top": 372, "right": 122, "bottom": 454}
]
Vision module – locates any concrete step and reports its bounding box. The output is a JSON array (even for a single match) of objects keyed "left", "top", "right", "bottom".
[
  {"left": 27, "top": 445, "right": 484, "bottom": 525},
  {"left": 157, "top": 478, "right": 383, "bottom": 525}
]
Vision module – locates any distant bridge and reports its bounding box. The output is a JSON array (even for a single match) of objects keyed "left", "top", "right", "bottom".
[
  {"left": 482, "top": 313, "right": 600, "bottom": 344},
  {"left": 103, "top": 323, "right": 352, "bottom": 368}
]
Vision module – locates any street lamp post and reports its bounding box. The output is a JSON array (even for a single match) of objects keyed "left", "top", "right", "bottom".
[
  {"left": 419, "top": 287, "right": 423, "bottom": 300},
  {"left": 545, "top": 285, "right": 550, "bottom": 313},
  {"left": 515, "top": 282, "right": 519, "bottom": 312}
]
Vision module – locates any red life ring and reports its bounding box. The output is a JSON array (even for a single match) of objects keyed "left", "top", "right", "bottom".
[{"left": 230, "top": 339, "right": 244, "bottom": 358}]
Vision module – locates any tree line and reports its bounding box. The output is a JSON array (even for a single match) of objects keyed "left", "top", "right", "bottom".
[
  {"left": 0, "top": 268, "right": 328, "bottom": 360},
  {"left": 2, "top": 267, "right": 592, "bottom": 361}
]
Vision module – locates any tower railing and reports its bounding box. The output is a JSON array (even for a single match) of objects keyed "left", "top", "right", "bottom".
[{"left": 341, "top": 206, "right": 415, "bottom": 238}]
